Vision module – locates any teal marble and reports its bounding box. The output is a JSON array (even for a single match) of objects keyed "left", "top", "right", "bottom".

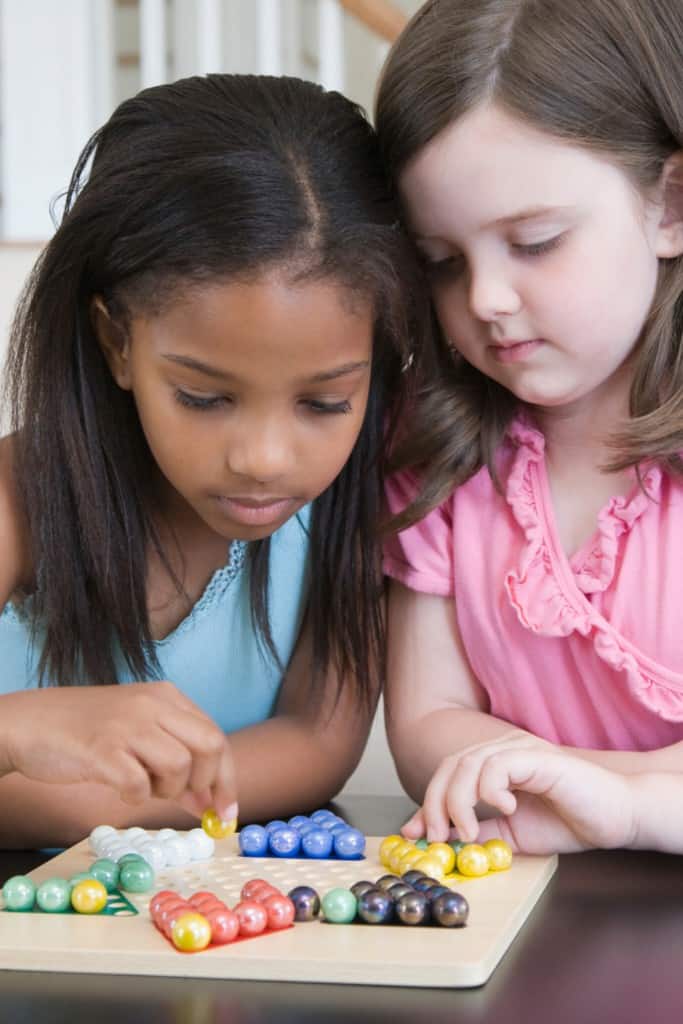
[
  {"left": 321, "top": 888, "right": 357, "bottom": 924},
  {"left": 68, "top": 872, "right": 94, "bottom": 888},
  {"left": 2, "top": 875, "right": 36, "bottom": 912},
  {"left": 89, "top": 858, "right": 120, "bottom": 892},
  {"left": 116, "top": 853, "right": 145, "bottom": 867},
  {"left": 119, "top": 859, "right": 155, "bottom": 894},
  {"left": 35, "top": 877, "right": 71, "bottom": 913}
]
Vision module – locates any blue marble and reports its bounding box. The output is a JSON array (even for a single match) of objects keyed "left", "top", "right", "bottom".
[
  {"left": 268, "top": 827, "right": 301, "bottom": 857},
  {"left": 310, "top": 810, "right": 334, "bottom": 823},
  {"left": 264, "top": 819, "right": 288, "bottom": 835},
  {"left": 301, "top": 827, "right": 334, "bottom": 859},
  {"left": 288, "top": 816, "right": 311, "bottom": 830},
  {"left": 238, "top": 824, "right": 269, "bottom": 857},
  {"left": 333, "top": 828, "right": 366, "bottom": 859}
]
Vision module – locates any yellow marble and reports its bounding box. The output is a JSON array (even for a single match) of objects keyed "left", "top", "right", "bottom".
[
  {"left": 201, "top": 808, "right": 237, "bottom": 840},
  {"left": 70, "top": 878, "right": 108, "bottom": 914},
  {"left": 171, "top": 912, "right": 212, "bottom": 952}
]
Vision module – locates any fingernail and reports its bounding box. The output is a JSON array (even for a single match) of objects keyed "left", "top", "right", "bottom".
[{"left": 218, "top": 802, "right": 238, "bottom": 823}]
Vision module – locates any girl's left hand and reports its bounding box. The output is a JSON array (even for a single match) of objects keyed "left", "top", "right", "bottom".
[{"left": 402, "top": 737, "right": 637, "bottom": 854}]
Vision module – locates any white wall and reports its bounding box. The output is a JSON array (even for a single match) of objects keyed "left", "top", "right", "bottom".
[
  {"left": 0, "top": 0, "right": 425, "bottom": 241},
  {"left": 0, "top": 244, "right": 42, "bottom": 379}
]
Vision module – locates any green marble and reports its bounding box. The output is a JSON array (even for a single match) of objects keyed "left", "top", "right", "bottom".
[
  {"left": 68, "top": 872, "right": 94, "bottom": 888},
  {"left": 118, "top": 859, "right": 155, "bottom": 894},
  {"left": 2, "top": 875, "right": 36, "bottom": 912},
  {"left": 88, "top": 858, "right": 120, "bottom": 892},
  {"left": 321, "top": 887, "right": 357, "bottom": 924},
  {"left": 35, "top": 877, "right": 71, "bottom": 913},
  {"left": 116, "top": 853, "right": 146, "bottom": 867},
  {"left": 415, "top": 838, "right": 429, "bottom": 850}
]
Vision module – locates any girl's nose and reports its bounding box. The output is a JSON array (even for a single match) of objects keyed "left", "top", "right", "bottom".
[
  {"left": 226, "top": 423, "right": 293, "bottom": 483},
  {"left": 468, "top": 263, "right": 522, "bottom": 322}
]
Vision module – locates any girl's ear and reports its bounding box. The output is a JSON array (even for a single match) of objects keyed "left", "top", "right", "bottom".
[
  {"left": 91, "top": 296, "right": 132, "bottom": 389},
  {"left": 655, "top": 152, "right": 683, "bottom": 258}
]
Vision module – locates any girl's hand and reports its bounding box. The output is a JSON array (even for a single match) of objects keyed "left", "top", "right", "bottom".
[
  {"left": 1, "top": 682, "right": 237, "bottom": 822},
  {"left": 402, "top": 734, "right": 636, "bottom": 853}
]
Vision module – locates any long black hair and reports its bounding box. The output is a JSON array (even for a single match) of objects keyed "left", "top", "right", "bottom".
[{"left": 5, "top": 74, "right": 431, "bottom": 710}]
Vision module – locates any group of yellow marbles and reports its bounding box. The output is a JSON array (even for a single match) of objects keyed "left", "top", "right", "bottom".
[{"left": 379, "top": 834, "right": 513, "bottom": 881}]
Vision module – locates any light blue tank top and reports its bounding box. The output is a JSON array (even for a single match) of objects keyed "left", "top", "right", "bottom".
[{"left": 0, "top": 506, "right": 311, "bottom": 733}]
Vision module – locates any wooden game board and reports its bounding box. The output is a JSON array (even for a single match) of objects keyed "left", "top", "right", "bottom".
[{"left": 0, "top": 836, "right": 556, "bottom": 987}]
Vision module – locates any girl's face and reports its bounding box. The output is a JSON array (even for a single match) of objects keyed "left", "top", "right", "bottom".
[
  {"left": 399, "top": 103, "right": 672, "bottom": 418},
  {"left": 101, "top": 273, "right": 373, "bottom": 541}
]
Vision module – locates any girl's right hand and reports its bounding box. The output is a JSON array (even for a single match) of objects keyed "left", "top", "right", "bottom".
[
  {"left": 0, "top": 682, "right": 237, "bottom": 822},
  {"left": 402, "top": 737, "right": 635, "bottom": 854}
]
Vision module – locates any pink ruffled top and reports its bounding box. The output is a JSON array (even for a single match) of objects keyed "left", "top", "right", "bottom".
[{"left": 384, "top": 420, "right": 683, "bottom": 750}]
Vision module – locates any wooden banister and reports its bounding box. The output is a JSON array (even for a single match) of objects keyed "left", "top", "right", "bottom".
[{"left": 339, "top": 0, "right": 408, "bottom": 43}]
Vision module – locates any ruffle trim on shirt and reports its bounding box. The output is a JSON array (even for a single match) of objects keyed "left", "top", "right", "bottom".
[
  {"left": 502, "top": 420, "right": 683, "bottom": 721},
  {"left": 571, "top": 466, "right": 661, "bottom": 593},
  {"left": 503, "top": 421, "right": 592, "bottom": 637},
  {"left": 593, "top": 629, "right": 683, "bottom": 722},
  {"left": 155, "top": 540, "right": 247, "bottom": 646}
]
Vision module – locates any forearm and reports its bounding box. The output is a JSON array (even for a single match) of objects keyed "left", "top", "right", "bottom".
[
  {"left": 389, "top": 706, "right": 520, "bottom": 802},
  {"left": 565, "top": 741, "right": 683, "bottom": 774},
  {"left": 229, "top": 713, "right": 365, "bottom": 821}
]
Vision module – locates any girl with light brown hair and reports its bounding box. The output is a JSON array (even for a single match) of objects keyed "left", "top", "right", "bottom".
[{"left": 376, "top": 0, "right": 683, "bottom": 854}]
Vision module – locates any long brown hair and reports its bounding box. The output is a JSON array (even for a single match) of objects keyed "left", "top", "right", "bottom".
[
  {"left": 4, "top": 74, "right": 432, "bottom": 707},
  {"left": 376, "top": 0, "right": 683, "bottom": 526}
]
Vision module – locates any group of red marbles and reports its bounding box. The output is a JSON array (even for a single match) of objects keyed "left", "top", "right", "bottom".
[{"left": 149, "top": 879, "right": 296, "bottom": 952}]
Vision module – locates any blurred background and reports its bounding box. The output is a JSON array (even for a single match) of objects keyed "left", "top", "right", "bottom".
[{"left": 0, "top": 0, "right": 425, "bottom": 799}]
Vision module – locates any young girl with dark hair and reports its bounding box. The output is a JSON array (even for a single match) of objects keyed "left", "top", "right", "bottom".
[{"left": 0, "top": 73, "right": 429, "bottom": 847}]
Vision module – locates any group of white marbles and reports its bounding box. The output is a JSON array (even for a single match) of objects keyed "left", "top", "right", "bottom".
[{"left": 88, "top": 824, "right": 215, "bottom": 871}]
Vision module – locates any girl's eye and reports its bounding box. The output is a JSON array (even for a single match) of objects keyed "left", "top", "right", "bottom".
[
  {"left": 174, "top": 389, "right": 228, "bottom": 410},
  {"left": 513, "top": 235, "right": 563, "bottom": 257},
  {"left": 304, "top": 399, "right": 352, "bottom": 415}
]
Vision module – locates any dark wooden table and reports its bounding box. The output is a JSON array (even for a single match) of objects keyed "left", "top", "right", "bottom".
[{"left": 1, "top": 794, "right": 682, "bottom": 1023}]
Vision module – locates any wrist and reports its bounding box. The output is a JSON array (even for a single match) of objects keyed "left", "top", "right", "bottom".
[
  {"left": 622, "top": 773, "right": 643, "bottom": 849},
  {"left": 624, "top": 772, "right": 675, "bottom": 852}
]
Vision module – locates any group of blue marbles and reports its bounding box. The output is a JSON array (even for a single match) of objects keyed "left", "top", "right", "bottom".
[{"left": 238, "top": 809, "right": 366, "bottom": 860}]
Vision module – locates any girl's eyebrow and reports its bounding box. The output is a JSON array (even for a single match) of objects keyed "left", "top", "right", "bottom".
[
  {"left": 161, "top": 353, "right": 229, "bottom": 379},
  {"left": 413, "top": 206, "right": 575, "bottom": 243},
  {"left": 161, "top": 353, "right": 369, "bottom": 382},
  {"left": 309, "top": 361, "right": 369, "bottom": 382},
  {"left": 488, "top": 204, "right": 574, "bottom": 228}
]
